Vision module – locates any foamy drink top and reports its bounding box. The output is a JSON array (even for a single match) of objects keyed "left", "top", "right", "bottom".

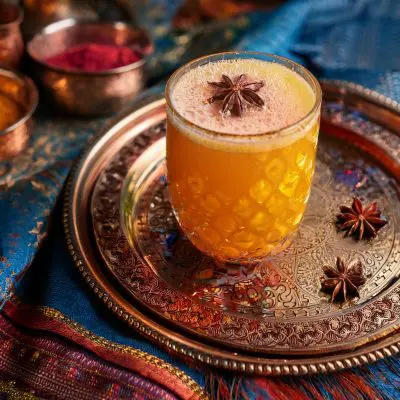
[{"left": 170, "top": 59, "right": 315, "bottom": 135}]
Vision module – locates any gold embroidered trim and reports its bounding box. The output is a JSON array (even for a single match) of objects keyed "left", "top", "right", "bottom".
[
  {"left": 9, "top": 297, "right": 208, "bottom": 400},
  {"left": 0, "top": 380, "right": 38, "bottom": 400}
]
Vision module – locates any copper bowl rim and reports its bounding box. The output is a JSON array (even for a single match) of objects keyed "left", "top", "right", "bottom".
[
  {"left": 26, "top": 18, "right": 154, "bottom": 76},
  {"left": 0, "top": 68, "right": 38, "bottom": 136},
  {"left": 0, "top": 3, "right": 23, "bottom": 27}
]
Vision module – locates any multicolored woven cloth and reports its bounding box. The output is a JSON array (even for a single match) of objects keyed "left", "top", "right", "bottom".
[
  {"left": 2, "top": 0, "right": 400, "bottom": 398},
  {"left": 0, "top": 304, "right": 193, "bottom": 400}
]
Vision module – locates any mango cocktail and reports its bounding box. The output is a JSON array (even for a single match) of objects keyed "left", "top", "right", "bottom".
[{"left": 166, "top": 53, "right": 321, "bottom": 262}]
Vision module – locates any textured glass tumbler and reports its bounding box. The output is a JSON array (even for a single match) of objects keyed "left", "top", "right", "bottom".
[{"left": 166, "top": 52, "right": 321, "bottom": 263}]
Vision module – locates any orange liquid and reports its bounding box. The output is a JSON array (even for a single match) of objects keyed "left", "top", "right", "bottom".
[
  {"left": 167, "top": 121, "right": 318, "bottom": 261},
  {"left": 167, "top": 59, "right": 320, "bottom": 261}
]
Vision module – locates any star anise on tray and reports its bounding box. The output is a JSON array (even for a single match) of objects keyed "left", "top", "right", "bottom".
[
  {"left": 207, "top": 74, "right": 264, "bottom": 117},
  {"left": 320, "top": 257, "right": 366, "bottom": 303},
  {"left": 336, "top": 198, "right": 387, "bottom": 240}
]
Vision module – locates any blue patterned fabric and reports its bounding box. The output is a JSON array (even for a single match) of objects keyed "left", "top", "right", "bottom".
[
  {"left": 0, "top": 109, "right": 106, "bottom": 306},
  {"left": 2, "top": 0, "right": 400, "bottom": 394}
]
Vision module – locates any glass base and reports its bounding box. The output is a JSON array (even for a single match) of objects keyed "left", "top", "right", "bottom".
[{"left": 190, "top": 230, "right": 298, "bottom": 266}]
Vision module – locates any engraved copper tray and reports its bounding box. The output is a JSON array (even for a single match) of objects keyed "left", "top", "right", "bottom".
[{"left": 64, "top": 81, "right": 400, "bottom": 375}]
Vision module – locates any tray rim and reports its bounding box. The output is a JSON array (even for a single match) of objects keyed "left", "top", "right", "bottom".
[{"left": 64, "top": 81, "right": 400, "bottom": 376}]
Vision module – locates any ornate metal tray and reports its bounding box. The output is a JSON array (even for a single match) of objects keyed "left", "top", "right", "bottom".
[{"left": 64, "top": 81, "right": 400, "bottom": 375}]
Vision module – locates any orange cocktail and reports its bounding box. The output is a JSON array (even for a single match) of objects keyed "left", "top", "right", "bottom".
[{"left": 166, "top": 52, "right": 321, "bottom": 262}]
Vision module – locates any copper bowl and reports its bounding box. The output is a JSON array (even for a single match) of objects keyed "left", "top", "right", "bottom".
[
  {"left": 0, "top": 3, "right": 24, "bottom": 69},
  {"left": 27, "top": 19, "right": 153, "bottom": 116},
  {"left": 0, "top": 68, "right": 38, "bottom": 161}
]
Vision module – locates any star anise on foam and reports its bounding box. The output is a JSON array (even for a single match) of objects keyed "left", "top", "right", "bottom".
[
  {"left": 320, "top": 257, "right": 366, "bottom": 303},
  {"left": 207, "top": 74, "right": 264, "bottom": 117},
  {"left": 336, "top": 198, "right": 387, "bottom": 240}
]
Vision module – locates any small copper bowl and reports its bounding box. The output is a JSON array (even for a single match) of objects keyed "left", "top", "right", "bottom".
[
  {"left": 27, "top": 19, "right": 153, "bottom": 116},
  {"left": 0, "top": 68, "right": 38, "bottom": 161},
  {"left": 0, "top": 2, "right": 24, "bottom": 69}
]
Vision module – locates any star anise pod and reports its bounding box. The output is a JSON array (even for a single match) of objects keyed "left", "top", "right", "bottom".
[
  {"left": 336, "top": 197, "right": 387, "bottom": 240},
  {"left": 207, "top": 74, "right": 264, "bottom": 117},
  {"left": 320, "top": 257, "right": 366, "bottom": 303}
]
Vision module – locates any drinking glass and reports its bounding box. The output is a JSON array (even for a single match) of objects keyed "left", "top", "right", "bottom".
[{"left": 166, "top": 52, "right": 321, "bottom": 262}]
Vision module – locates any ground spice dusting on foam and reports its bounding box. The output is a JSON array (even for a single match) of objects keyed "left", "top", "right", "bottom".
[
  {"left": 44, "top": 43, "right": 142, "bottom": 72},
  {"left": 171, "top": 59, "right": 315, "bottom": 135}
]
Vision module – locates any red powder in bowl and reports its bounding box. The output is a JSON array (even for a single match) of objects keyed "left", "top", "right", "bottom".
[{"left": 44, "top": 43, "right": 142, "bottom": 72}]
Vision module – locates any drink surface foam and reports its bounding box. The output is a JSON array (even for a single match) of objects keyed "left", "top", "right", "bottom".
[{"left": 170, "top": 59, "right": 315, "bottom": 136}]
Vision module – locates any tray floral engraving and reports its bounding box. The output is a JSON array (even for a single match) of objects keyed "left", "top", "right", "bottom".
[{"left": 92, "top": 105, "right": 400, "bottom": 354}]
